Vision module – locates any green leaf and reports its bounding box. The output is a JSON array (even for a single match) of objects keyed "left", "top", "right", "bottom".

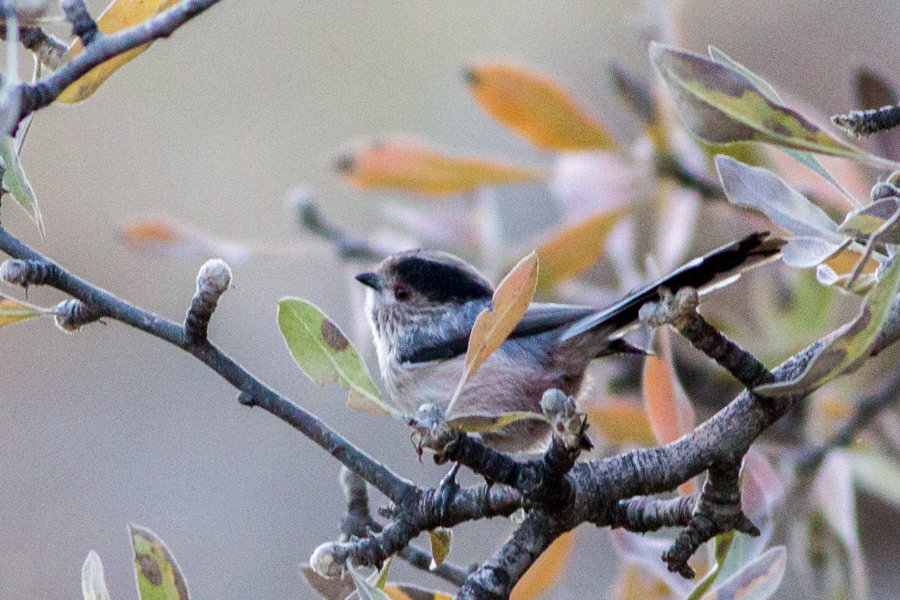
[
  {"left": 716, "top": 155, "right": 843, "bottom": 240},
  {"left": 811, "top": 453, "right": 869, "bottom": 600},
  {"left": 0, "top": 136, "right": 43, "bottom": 235},
  {"left": 780, "top": 237, "right": 845, "bottom": 269},
  {"left": 848, "top": 450, "right": 900, "bottom": 511},
  {"left": 278, "top": 298, "right": 393, "bottom": 417},
  {"left": 651, "top": 43, "right": 898, "bottom": 169},
  {"left": 347, "top": 562, "right": 393, "bottom": 600},
  {"left": 707, "top": 46, "right": 857, "bottom": 203},
  {"left": 81, "top": 551, "right": 111, "bottom": 600},
  {"left": 686, "top": 531, "right": 734, "bottom": 600},
  {"left": 428, "top": 528, "right": 453, "bottom": 569},
  {"left": 839, "top": 198, "right": 900, "bottom": 244},
  {"left": 368, "top": 557, "right": 393, "bottom": 591},
  {"left": 129, "top": 524, "right": 189, "bottom": 600},
  {"left": 444, "top": 411, "right": 548, "bottom": 434},
  {"left": 699, "top": 546, "right": 786, "bottom": 600},
  {"left": 755, "top": 254, "right": 900, "bottom": 397}
]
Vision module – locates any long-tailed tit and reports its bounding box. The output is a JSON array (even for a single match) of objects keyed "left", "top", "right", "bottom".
[{"left": 356, "top": 232, "right": 784, "bottom": 452}]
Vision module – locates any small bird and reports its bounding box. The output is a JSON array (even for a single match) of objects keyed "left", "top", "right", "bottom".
[{"left": 356, "top": 232, "right": 784, "bottom": 452}]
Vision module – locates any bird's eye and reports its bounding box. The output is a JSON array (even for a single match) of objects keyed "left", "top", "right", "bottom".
[{"left": 394, "top": 285, "right": 411, "bottom": 302}]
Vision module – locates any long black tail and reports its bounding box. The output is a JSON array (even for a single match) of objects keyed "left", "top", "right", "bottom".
[{"left": 559, "top": 231, "right": 785, "bottom": 342}]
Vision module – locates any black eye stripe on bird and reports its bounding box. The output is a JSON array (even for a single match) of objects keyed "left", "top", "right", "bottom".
[{"left": 357, "top": 231, "right": 785, "bottom": 453}]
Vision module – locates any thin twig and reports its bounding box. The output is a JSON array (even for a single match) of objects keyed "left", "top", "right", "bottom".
[
  {"left": 15, "top": 0, "right": 223, "bottom": 121},
  {"left": 0, "top": 227, "right": 416, "bottom": 506}
]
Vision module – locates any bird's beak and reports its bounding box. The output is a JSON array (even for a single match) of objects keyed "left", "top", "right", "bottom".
[{"left": 355, "top": 272, "right": 381, "bottom": 290}]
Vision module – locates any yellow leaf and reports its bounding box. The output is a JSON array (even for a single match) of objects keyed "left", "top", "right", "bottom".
[
  {"left": 642, "top": 328, "right": 696, "bottom": 494},
  {"left": 580, "top": 396, "right": 657, "bottom": 447},
  {"left": 56, "top": 0, "right": 181, "bottom": 103},
  {"left": 446, "top": 251, "right": 538, "bottom": 415},
  {"left": 510, "top": 531, "right": 575, "bottom": 600},
  {"left": 536, "top": 208, "right": 628, "bottom": 289},
  {"left": 428, "top": 528, "right": 452, "bottom": 569},
  {"left": 445, "top": 411, "right": 547, "bottom": 434},
  {"left": 612, "top": 564, "right": 672, "bottom": 600},
  {"left": 466, "top": 62, "right": 620, "bottom": 152},
  {"left": 0, "top": 294, "right": 46, "bottom": 328},
  {"left": 334, "top": 137, "right": 546, "bottom": 195}
]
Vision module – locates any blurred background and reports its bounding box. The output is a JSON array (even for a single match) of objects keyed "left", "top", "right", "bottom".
[{"left": 1, "top": 1, "right": 899, "bottom": 599}]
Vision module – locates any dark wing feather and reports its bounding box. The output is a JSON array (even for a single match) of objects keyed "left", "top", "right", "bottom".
[
  {"left": 560, "top": 231, "right": 784, "bottom": 342},
  {"left": 400, "top": 302, "right": 594, "bottom": 363},
  {"left": 509, "top": 303, "right": 596, "bottom": 338}
]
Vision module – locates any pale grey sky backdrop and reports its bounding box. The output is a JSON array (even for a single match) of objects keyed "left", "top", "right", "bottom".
[{"left": 1, "top": 1, "right": 898, "bottom": 599}]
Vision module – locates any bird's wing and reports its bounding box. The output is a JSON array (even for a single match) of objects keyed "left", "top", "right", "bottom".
[
  {"left": 400, "top": 302, "right": 595, "bottom": 364},
  {"left": 398, "top": 300, "right": 484, "bottom": 364},
  {"left": 509, "top": 303, "right": 596, "bottom": 338}
]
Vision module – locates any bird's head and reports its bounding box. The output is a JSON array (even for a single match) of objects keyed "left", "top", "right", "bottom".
[{"left": 355, "top": 250, "right": 494, "bottom": 329}]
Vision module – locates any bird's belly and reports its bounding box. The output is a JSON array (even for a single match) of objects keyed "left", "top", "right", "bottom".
[
  {"left": 387, "top": 348, "right": 583, "bottom": 418},
  {"left": 386, "top": 357, "right": 463, "bottom": 416}
]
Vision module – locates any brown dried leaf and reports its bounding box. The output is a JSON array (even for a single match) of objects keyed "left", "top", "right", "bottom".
[{"left": 446, "top": 251, "right": 538, "bottom": 415}]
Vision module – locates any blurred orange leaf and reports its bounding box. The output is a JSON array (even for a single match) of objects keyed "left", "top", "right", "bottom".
[
  {"left": 642, "top": 329, "right": 696, "bottom": 494},
  {"left": 581, "top": 396, "right": 657, "bottom": 447},
  {"left": 536, "top": 208, "right": 628, "bottom": 289},
  {"left": 119, "top": 218, "right": 251, "bottom": 262},
  {"left": 57, "top": 0, "right": 180, "bottom": 103},
  {"left": 335, "top": 137, "right": 546, "bottom": 195},
  {"left": 510, "top": 531, "right": 575, "bottom": 600},
  {"left": 384, "top": 585, "right": 452, "bottom": 600},
  {"left": 447, "top": 251, "right": 538, "bottom": 415},
  {"left": 465, "top": 62, "right": 620, "bottom": 152}
]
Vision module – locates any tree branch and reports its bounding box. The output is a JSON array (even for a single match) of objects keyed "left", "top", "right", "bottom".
[
  {"left": 16, "top": 0, "right": 223, "bottom": 121},
  {"left": 0, "top": 227, "right": 416, "bottom": 507}
]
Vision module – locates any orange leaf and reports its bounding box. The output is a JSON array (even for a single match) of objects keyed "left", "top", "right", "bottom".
[
  {"left": 642, "top": 328, "right": 696, "bottom": 494},
  {"left": 581, "top": 396, "right": 657, "bottom": 447},
  {"left": 335, "top": 137, "right": 546, "bottom": 195},
  {"left": 120, "top": 219, "right": 185, "bottom": 248},
  {"left": 56, "top": 0, "right": 181, "bottom": 103},
  {"left": 510, "top": 531, "right": 575, "bottom": 600},
  {"left": 536, "top": 208, "right": 628, "bottom": 289},
  {"left": 385, "top": 584, "right": 453, "bottom": 600},
  {"left": 119, "top": 218, "right": 251, "bottom": 262},
  {"left": 446, "top": 251, "right": 539, "bottom": 415},
  {"left": 465, "top": 62, "right": 619, "bottom": 152},
  {"left": 823, "top": 247, "right": 880, "bottom": 275}
]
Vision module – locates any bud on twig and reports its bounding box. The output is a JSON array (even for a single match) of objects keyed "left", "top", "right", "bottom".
[
  {"left": 59, "top": 0, "right": 97, "bottom": 45},
  {"left": 183, "top": 259, "right": 231, "bottom": 344},
  {"left": 0, "top": 258, "right": 60, "bottom": 287},
  {"left": 309, "top": 542, "right": 343, "bottom": 579},
  {"left": 54, "top": 298, "right": 103, "bottom": 332}
]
